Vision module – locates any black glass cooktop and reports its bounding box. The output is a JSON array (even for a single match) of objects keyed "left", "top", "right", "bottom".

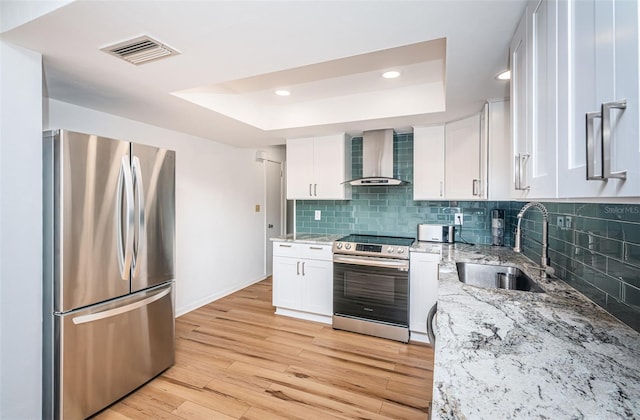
[{"left": 337, "top": 234, "right": 414, "bottom": 247}]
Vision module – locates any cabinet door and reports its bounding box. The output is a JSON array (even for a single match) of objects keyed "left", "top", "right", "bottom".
[
  {"left": 558, "top": 0, "right": 640, "bottom": 197},
  {"left": 510, "top": 11, "right": 531, "bottom": 199},
  {"left": 313, "top": 134, "right": 351, "bottom": 199},
  {"left": 486, "top": 100, "right": 513, "bottom": 200},
  {"left": 272, "top": 256, "right": 302, "bottom": 310},
  {"left": 528, "top": 0, "right": 557, "bottom": 198},
  {"left": 286, "top": 138, "right": 314, "bottom": 199},
  {"left": 413, "top": 125, "right": 445, "bottom": 200},
  {"left": 409, "top": 253, "right": 439, "bottom": 338},
  {"left": 301, "top": 259, "right": 333, "bottom": 316},
  {"left": 445, "top": 114, "right": 482, "bottom": 200}
]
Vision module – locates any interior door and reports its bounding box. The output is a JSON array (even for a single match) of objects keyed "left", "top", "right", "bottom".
[
  {"left": 130, "top": 143, "right": 176, "bottom": 292},
  {"left": 265, "top": 160, "right": 283, "bottom": 276},
  {"left": 56, "top": 130, "right": 132, "bottom": 312}
]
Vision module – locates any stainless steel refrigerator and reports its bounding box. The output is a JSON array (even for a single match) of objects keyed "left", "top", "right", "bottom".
[{"left": 42, "top": 130, "right": 176, "bottom": 419}]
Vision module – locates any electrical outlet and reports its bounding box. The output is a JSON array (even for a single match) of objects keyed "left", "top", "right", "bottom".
[
  {"left": 565, "top": 216, "right": 572, "bottom": 229},
  {"left": 455, "top": 213, "right": 464, "bottom": 225},
  {"left": 314, "top": 210, "right": 321, "bottom": 221},
  {"left": 557, "top": 216, "right": 565, "bottom": 229}
]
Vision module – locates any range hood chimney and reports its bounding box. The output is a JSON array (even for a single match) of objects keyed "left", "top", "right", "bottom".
[{"left": 346, "top": 129, "right": 409, "bottom": 186}]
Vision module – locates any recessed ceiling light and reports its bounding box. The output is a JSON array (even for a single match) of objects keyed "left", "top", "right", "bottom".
[
  {"left": 382, "top": 71, "right": 400, "bottom": 79},
  {"left": 496, "top": 70, "right": 511, "bottom": 81},
  {"left": 275, "top": 89, "right": 290, "bottom": 96}
]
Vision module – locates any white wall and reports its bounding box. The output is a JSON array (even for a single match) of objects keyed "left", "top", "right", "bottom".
[
  {"left": 0, "top": 41, "right": 43, "bottom": 419},
  {"left": 0, "top": 0, "right": 73, "bottom": 33},
  {"left": 45, "top": 99, "right": 273, "bottom": 315}
]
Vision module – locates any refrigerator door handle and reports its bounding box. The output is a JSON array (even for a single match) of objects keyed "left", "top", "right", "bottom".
[
  {"left": 131, "top": 156, "right": 146, "bottom": 277},
  {"left": 117, "top": 155, "right": 135, "bottom": 280},
  {"left": 72, "top": 286, "right": 171, "bottom": 325}
]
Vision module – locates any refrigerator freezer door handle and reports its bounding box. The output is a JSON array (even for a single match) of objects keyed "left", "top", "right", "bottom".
[
  {"left": 131, "top": 156, "right": 146, "bottom": 278},
  {"left": 117, "top": 156, "right": 135, "bottom": 280},
  {"left": 72, "top": 285, "right": 171, "bottom": 325}
]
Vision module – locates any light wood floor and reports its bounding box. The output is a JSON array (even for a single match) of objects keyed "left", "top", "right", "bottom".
[{"left": 94, "top": 278, "right": 434, "bottom": 419}]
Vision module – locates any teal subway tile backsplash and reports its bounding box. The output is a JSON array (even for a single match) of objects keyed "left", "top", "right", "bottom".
[
  {"left": 296, "top": 134, "right": 512, "bottom": 243},
  {"left": 514, "top": 201, "right": 640, "bottom": 332},
  {"left": 294, "top": 133, "right": 640, "bottom": 333}
]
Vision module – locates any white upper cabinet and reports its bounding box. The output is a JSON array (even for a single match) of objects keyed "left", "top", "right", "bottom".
[
  {"left": 286, "top": 134, "right": 352, "bottom": 200},
  {"left": 445, "top": 113, "right": 484, "bottom": 200},
  {"left": 510, "top": 12, "right": 529, "bottom": 199},
  {"left": 511, "top": 0, "right": 640, "bottom": 199},
  {"left": 413, "top": 125, "right": 445, "bottom": 200},
  {"left": 557, "top": 0, "right": 640, "bottom": 197},
  {"left": 414, "top": 114, "right": 483, "bottom": 201},
  {"left": 510, "top": 0, "right": 558, "bottom": 200},
  {"left": 485, "top": 100, "right": 513, "bottom": 200}
]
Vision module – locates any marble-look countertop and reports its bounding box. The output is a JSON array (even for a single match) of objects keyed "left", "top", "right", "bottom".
[
  {"left": 433, "top": 244, "right": 640, "bottom": 419},
  {"left": 269, "top": 233, "right": 343, "bottom": 245}
]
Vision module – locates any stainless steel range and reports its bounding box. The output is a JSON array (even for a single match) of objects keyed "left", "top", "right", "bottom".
[{"left": 332, "top": 234, "right": 413, "bottom": 343}]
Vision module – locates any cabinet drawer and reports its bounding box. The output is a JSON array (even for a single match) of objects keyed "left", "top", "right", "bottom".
[
  {"left": 302, "top": 244, "right": 332, "bottom": 260},
  {"left": 273, "top": 242, "right": 302, "bottom": 258}
]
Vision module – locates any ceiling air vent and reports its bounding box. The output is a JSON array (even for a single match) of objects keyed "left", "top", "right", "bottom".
[{"left": 101, "top": 36, "right": 180, "bottom": 65}]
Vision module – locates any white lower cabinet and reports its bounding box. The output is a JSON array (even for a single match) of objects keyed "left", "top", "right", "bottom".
[
  {"left": 409, "top": 251, "right": 440, "bottom": 344},
  {"left": 301, "top": 259, "right": 333, "bottom": 316},
  {"left": 272, "top": 241, "right": 333, "bottom": 323}
]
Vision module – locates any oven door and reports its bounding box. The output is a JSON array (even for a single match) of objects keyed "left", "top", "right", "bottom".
[{"left": 333, "top": 255, "right": 409, "bottom": 326}]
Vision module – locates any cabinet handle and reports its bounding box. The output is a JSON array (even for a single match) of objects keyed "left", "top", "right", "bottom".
[
  {"left": 314, "top": 184, "right": 317, "bottom": 196},
  {"left": 601, "top": 100, "right": 627, "bottom": 180},
  {"left": 514, "top": 155, "right": 520, "bottom": 189},
  {"left": 309, "top": 246, "right": 323, "bottom": 250},
  {"left": 301, "top": 262, "right": 305, "bottom": 276},
  {"left": 278, "top": 244, "right": 292, "bottom": 248},
  {"left": 472, "top": 179, "right": 480, "bottom": 196},
  {"left": 309, "top": 184, "right": 313, "bottom": 197},
  {"left": 439, "top": 181, "right": 443, "bottom": 197},
  {"left": 514, "top": 154, "right": 530, "bottom": 190},
  {"left": 296, "top": 261, "right": 300, "bottom": 275},
  {"left": 586, "top": 111, "right": 603, "bottom": 180}
]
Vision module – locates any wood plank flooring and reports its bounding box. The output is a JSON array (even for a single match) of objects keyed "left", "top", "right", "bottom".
[{"left": 94, "top": 278, "right": 434, "bottom": 419}]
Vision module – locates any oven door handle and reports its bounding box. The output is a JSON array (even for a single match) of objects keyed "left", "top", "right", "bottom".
[{"left": 333, "top": 255, "right": 409, "bottom": 271}]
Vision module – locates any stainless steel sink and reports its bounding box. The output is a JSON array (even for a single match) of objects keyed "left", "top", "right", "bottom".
[{"left": 456, "top": 262, "right": 545, "bottom": 293}]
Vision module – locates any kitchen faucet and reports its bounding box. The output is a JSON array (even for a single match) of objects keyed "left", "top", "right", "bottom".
[{"left": 513, "top": 202, "right": 550, "bottom": 270}]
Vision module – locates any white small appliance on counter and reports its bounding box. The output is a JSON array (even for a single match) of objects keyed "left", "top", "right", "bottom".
[{"left": 418, "top": 224, "right": 455, "bottom": 243}]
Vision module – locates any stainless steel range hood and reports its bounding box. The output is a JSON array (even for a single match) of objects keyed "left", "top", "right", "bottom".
[{"left": 345, "top": 129, "right": 409, "bottom": 186}]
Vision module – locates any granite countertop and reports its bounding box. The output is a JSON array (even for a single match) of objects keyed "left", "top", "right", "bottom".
[
  {"left": 432, "top": 244, "right": 640, "bottom": 419},
  {"left": 270, "top": 233, "right": 343, "bottom": 245}
]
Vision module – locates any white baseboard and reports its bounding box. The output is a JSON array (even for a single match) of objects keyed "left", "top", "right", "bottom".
[
  {"left": 410, "top": 330, "right": 431, "bottom": 344},
  {"left": 175, "top": 275, "right": 267, "bottom": 317},
  {"left": 274, "top": 307, "right": 332, "bottom": 325}
]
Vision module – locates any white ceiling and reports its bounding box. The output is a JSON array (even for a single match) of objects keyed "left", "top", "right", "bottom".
[{"left": 1, "top": 0, "right": 526, "bottom": 148}]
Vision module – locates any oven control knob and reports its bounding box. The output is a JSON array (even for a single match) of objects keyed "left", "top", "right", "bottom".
[
  {"left": 345, "top": 243, "right": 352, "bottom": 250},
  {"left": 387, "top": 247, "right": 395, "bottom": 253},
  {"left": 398, "top": 248, "right": 405, "bottom": 254},
  {"left": 336, "top": 243, "right": 343, "bottom": 249}
]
